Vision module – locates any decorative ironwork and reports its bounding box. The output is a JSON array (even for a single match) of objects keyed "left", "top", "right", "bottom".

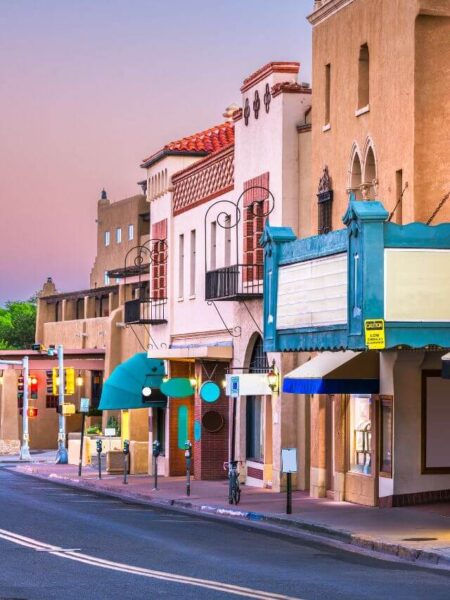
[
  {"left": 207, "top": 301, "right": 241, "bottom": 337},
  {"left": 205, "top": 264, "right": 263, "bottom": 301},
  {"left": 124, "top": 297, "right": 168, "bottom": 325},
  {"left": 121, "top": 238, "right": 168, "bottom": 326},
  {"left": 253, "top": 90, "right": 261, "bottom": 119},
  {"left": 263, "top": 83, "right": 271, "bottom": 113},
  {"left": 317, "top": 166, "right": 333, "bottom": 234},
  {"left": 244, "top": 98, "right": 250, "bottom": 126}
]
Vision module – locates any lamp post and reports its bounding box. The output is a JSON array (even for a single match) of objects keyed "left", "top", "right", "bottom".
[{"left": 56, "top": 344, "right": 68, "bottom": 463}]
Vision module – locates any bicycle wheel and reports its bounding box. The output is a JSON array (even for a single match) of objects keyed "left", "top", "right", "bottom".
[
  {"left": 228, "top": 476, "right": 235, "bottom": 505},
  {"left": 234, "top": 483, "right": 241, "bottom": 505}
]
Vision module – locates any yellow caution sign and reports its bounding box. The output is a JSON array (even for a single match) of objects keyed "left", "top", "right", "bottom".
[
  {"left": 62, "top": 403, "right": 76, "bottom": 416},
  {"left": 364, "top": 319, "right": 385, "bottom": 350}
]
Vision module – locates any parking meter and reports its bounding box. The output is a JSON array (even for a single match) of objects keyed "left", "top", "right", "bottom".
[
  {"left": 185, "top": 440, "right": 192, "bottom": 496},
  {"left": 123, "top": 439, "right": 130, "bottom": 485},
  {"left": 152, "top": 440, "right": 161, "bottom": 490},
  {"left": 96, "top": 439, "right": 103, "bottom": 479}
]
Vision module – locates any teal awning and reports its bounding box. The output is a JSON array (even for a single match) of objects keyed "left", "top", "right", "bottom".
[{"left": 99, "top": 353, "right": 167, "bottom": 410}]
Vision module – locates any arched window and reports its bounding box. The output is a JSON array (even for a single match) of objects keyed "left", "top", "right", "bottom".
[
  {"left": 350, "top": 151, "right": 363, "bottom": 198},
  {"left": 363, "top": 145, "right": 377, "bottom": 199}
]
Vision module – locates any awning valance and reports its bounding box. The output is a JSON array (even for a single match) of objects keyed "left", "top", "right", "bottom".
[
  {"left": 148, "top": 345, "right": 232, "bottom": 361},
  {"left": 283, "top": 351, "right": 379, "bottom": 394},
  {"left": 99, "top": 353, "right": 167, "bottom": 410}
]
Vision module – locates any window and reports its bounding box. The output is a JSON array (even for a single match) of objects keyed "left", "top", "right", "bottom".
[
  {"left": 151, "top": 219, "right": 167, "bottom": 300},
  {"left": 153, "top": 408, "right": 166, "bottom": 454},
  {"left": 358, "top": 43, "right": 370, "bottom": 109},
  {"left": 104, "top": 271, "right": 110, "bottom": 286},
  {"left": 46, "top": 395, "right": 59, "bottom": 409},
  {"left": 104, "top": 231, "right": 110, "bottom": 247},
  {"left": 317, "top": 166, "right": 333, "bottom": 234},
  {"left": 379, "top": 396, "right": 393, "bottom": 476},
  {"left": 325, "top": 63, "right": 331, "bottom": 125},
  {"left": 210, "top": 221, "right": 217, "bottom": 270},
  {"left": 91, "top": 371, "right": 103, "bottom": 410},
  {"left": 349, "top": 394, "right": 372, "bottom": 475},
  {"left": 190, "top": 229, "right": 196, "bottom": 297},
  {"left": 243, "top": 173, "right": 269, "bottom": 281},
  {"left": 128, "top": 224, "right": 134, "bottom": 241},
  {"left": 350, "top": 151, "right": 362, "bottom": 197},
  {"left": 178, "top": 234, "right": 184, "bottom": 299},
  {"left": 224, "top": 215, "right": 231, "bottom": 267},
  {"left": 115, "top": 227, "right": 122, "bottom": 243}
]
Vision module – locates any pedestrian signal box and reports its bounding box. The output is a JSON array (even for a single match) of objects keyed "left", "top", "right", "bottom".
[
  {"left": 52, "top": 367, "right": 75, "bottom": 396},
  {"left": 27, "top": 407, "right": 38, "bottom": 418}
]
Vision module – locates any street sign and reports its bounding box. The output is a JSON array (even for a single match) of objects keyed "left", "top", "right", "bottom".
[
  {"left": 61, "top": 403, "right": 76, "bottom": 416},
  {"left": 364, "top": 319, "right": 385, "bottom": 349},
  {"left": 230, "top": 376, "right": 239, "bottom": 398},
  {"left": 80, "top": 397, "right": 90, "bottom": 413},
  {"left": 281, "top": 448, "right": 298, "bottom": 473}
]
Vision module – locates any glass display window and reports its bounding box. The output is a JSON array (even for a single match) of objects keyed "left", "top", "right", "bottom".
[{"left": 349, "top": 394, "right": 372, "bottom": 475}]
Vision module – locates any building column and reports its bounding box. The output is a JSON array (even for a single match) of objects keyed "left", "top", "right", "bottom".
[
  {"left": 333, "top": 395, "right": 346, "bottom": 501},
  {"left": 85, "top": 295, "right": 95, "bottom": 319},
  {"left": 310, "top": 394, "right": 327, "bottom": 497}
]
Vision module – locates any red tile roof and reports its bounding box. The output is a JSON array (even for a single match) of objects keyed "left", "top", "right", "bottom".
[{"left": 141, "top": 122, "right": 234, "bottom": 168}]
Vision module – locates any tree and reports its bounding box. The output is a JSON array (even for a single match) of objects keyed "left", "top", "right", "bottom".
[{"left": 0, "top": 299, "right": 36, "bottom": 349}]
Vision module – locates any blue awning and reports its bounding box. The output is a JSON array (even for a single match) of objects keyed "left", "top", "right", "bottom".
[{"left": 283, "top": 351, "right": 379, "bottom": 395}]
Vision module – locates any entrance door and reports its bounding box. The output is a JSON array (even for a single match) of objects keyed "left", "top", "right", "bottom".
[
  {"left": 325, "top": 395, "right": 335, "bottom": 496},
  {"left": 169, "top": 397, "right": 194, "bottom": 476}
]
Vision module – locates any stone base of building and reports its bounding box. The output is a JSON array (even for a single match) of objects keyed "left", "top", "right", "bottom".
[
  {"left": 379, "top": 488, "right": 450, "bottom": 508},
  {"left": 0, "top": 440, "right": 20, "bottom": 455}
]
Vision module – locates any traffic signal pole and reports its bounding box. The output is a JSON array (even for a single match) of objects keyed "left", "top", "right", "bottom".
[
  {"left": 55, "top": 344, "right": 68, "bottom": 463},
  {"left": 0, "top": 358, "right": 31, "bottom": 460}
]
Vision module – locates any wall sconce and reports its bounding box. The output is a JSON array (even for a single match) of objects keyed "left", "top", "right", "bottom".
[
  {"left": 76, "top": 372, "right": 84, "bottom": 387},
  {"left": 221, "top": 378, "right": 227, "bottom": 389},
  {"left": 267, "top": 360, "right": 279, "bottom": 393},
  {"left": 189, "top": 376, "right": 199, "bottom": 392}
]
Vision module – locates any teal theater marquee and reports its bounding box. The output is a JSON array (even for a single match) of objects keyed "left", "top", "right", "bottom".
[{"left": 262, "top": 198, "right": 450, "bottom": 352}]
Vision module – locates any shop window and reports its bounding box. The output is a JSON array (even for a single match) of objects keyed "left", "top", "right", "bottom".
[
  {"left": 128, "top": 224, "right": 134, "bottom": 241},
  {"left": 153, "top": 407, "right": 166, "bottom": 455},
  {"left": 349, "top": 394, "right": 372, "bottom": 475},
  {"left": 379, "top": 396, "right": 393, "bottom": 476},
  {"left": 246, "top": 397, "right": 263, "bottom": 461}
]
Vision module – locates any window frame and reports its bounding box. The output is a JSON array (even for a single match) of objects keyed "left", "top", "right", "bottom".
[{"left": 115, "top": 227, "right": 122, "bottom": 244}]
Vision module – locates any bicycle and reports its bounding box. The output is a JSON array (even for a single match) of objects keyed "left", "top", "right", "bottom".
[{"left": 224, "top": 460, "right": 241, "bottom": 505}]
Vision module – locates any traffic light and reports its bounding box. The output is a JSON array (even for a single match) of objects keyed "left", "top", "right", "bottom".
[
  {"left": 17, "top": 375, "right": 24, "bottom": 407},
  {"left": 30, "top": 376, "right": 38, "bottom": 400},
  {"left": 51, "top": 367, "right": 75, "bottom": 396},
  {"left": 46, "top": 370, "right": 53, "bottom": 395},
  {"left": 27, "top": 407, "right": 38, "bottom": 418}
]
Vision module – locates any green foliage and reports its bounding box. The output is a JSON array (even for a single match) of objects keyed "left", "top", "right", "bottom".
[
  {"left": 0, "top": 299, "right": 37, "bottom": 349},
  {"left": 106, "top": 415, "right": 120, "bottom": 435},
  {"left": 86, "top": 426, "right": 102, "bottom": 435}
]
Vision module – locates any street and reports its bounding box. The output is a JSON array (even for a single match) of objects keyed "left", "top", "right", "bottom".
[{"left": 0, "top": 469, "right": 448, "bottom": 599}]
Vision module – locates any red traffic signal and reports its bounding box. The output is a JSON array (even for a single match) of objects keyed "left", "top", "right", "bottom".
[
  {"left": 30, "top": 376, "right": 38, "bottom": 400},
  {"left": 27, "top": 407, "right": 38, "bottom": 418}
]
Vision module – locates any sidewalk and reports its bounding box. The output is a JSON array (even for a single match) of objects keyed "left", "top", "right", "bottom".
[{"left": 9, "top": 462, "right": 450, "bottom": 571}]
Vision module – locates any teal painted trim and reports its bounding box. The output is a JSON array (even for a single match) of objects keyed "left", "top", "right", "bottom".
[
  {"left": 385, "top": 221, "right": 450, "bottom": 248},
  {"left": 194, "top": 420, "right": 201, "bottom": 442},
  {"left": 279, "top": 229, "right": 347, "bottom": 265},
  {"left": 275, "top": 326, "right": 348, "bottom": 352},
  {"left": 177, "top": 405, "right": 188, "bottom": 449}
]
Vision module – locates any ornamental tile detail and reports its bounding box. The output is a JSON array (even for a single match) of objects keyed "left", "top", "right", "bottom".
[{"left": 172, "top": 145, "right": 234, "bottom": 216}]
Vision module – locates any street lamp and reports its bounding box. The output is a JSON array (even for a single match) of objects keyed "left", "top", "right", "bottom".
[
  {"left": 76, "top": 372, "right": 83, "bottom": 387},
  {"left": 142, "top": 385, "right": 152, "bottom": 399},
  {"left": 267, "top": 360, "right": 279, "bottom": 393}
]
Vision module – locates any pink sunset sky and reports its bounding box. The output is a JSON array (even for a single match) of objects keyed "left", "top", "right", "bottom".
[{"left": 0, "top": 0, "right": 312, "bottom": 305}]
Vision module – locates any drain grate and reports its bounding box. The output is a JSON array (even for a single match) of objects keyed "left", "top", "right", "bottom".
[{"left": 402, "top": 537, "right": 437, "bottom": 542}]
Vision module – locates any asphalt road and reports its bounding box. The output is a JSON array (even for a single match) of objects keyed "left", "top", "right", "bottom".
[{"left": 0, "top": 469, "right": 449, "bottom": 600}]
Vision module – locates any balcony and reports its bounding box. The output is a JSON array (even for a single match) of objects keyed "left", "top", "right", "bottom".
[
  {"left": 205, "top": 264, "right": 263, "bottom": 301},
  {"left": 124, "top": 297, "right": 168, "bottom": 325}
]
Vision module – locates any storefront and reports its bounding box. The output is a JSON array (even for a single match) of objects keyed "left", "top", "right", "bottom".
[{"left": 263, "top": 197, "right": 450, "bottom": 506}]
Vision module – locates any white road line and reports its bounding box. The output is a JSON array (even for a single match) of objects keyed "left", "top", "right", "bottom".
[{"left": 0, "top": 527, "right": 303, "bottom": 600}]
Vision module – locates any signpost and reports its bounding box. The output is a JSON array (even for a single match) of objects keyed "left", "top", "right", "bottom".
[
  {"left": 78, "top": 397, "right": 90, "bottom": 477},
  {"left": 281, "top": 448, "right": 298, "bottom": 515},
  {"left": 230, "top": 376, "right": 239, "bottom": 463},
  {"left": 364, "top": 319, "right": 385, "bottom": 350}
]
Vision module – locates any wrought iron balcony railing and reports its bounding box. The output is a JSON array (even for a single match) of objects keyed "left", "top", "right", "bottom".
[
  {"left": 205, "top": 264, "right": 263, "bottom": 301},
  {"left": 124, "top": 297, "right": 168, "bottom": 325}
]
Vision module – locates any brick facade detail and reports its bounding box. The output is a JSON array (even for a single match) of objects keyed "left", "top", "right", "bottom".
[
  {"left": 151, "top": 219, "right": 167, "bottom": 299},
  {"left": 243, "top": 172, "right": 269, "bottom": 281},
  {"left": 172, "top": 145, "right": 234, "bottom": 216}
]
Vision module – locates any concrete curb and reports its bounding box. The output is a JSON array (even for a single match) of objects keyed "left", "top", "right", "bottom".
[{"left": 8, "top": 466, "right": 450, "bottom": 572}]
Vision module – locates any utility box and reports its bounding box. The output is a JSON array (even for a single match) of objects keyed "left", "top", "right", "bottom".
[
  {"left": 68, "top": 434, "right": 91, "bottom": 466},
  {"left": 130, "top": 441, "right": 149, "bottom": 474},
  {"left": 106, "top": 450, "right": 125, "bottom": 473}
]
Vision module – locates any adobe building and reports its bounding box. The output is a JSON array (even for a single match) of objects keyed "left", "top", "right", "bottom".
[{"left": 261, "top": 0, "right": 450, "bottom": 507}]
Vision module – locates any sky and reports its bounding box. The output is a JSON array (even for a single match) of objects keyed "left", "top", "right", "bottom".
[{"left": 0, "top": 0, "right": 312, "bottom": 305}]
